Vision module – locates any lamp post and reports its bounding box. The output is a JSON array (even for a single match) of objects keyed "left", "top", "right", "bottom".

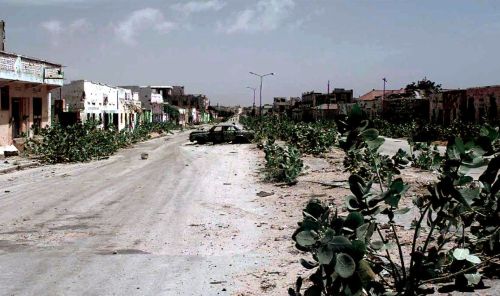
[
  {"left": 246, "top": 86, "right": 257, "bottom": 116},
  {"left": 382, "top": 77, "right": 387, "bottom": 101},
  {"left": 249, "top": 71, "right": 274, "bottom": 119}
]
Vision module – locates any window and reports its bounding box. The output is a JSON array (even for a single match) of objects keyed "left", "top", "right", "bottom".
[
  {"left": 212, "top": 126, "right": 222, "bottom": 132},
  {"left": 0, "top": 86, "right": 9, "bottom": 110},
  {"left": 87, "top": 113, "right": 90, "bottom": 121}
]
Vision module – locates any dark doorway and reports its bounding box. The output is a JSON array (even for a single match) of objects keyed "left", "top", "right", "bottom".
[
  {"left": 103, "top": 112, "right": 109, "bottom": 129},
  {"left": 58, "top": 112, "right": 79, "bottom": 127},
  {"left": 113, "top": 113, "right": 119, "bottom": 129},
  {"left": 33, "top": 97, "right": 42, "bottom": 134},
  {"left": 11, "top": 98, "right": 21, "bottom": 138}
]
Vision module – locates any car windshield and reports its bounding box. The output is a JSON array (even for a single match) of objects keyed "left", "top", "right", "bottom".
[{"left": 211, "top": 124, "right": 241, "bottom": 132}]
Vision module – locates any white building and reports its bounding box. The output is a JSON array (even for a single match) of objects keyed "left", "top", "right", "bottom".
[
  {"left": 51, "top": 80, "right": 142, "bottom": 130},
  {"left": 118, "top": 90, "right": 142, "bottom": 130},
  {"left": 121, "top": 85, "right": 173, "bottom": 123}
]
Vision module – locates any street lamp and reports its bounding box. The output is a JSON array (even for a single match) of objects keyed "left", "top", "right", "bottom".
[
  {"left": 246, "top": 86, "right": 256, "bottom": 107},
  {"left": 249, "top": 71, "right": 274, "bottom": 119},
  {"left": 382, "top": 77, "right": 387, "bottom": 101},
  {"left": 246, "top": 86, "right": 257, "bottom": 116}
]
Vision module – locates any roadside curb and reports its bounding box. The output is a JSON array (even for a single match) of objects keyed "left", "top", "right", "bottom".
[
  {"left": 0, "top": 163, "right": 40, "bottom": 175},
  {"left": 0, "top": 129, "right": 185, "bottom": 175}
]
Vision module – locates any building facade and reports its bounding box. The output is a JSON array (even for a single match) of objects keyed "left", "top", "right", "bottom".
[
  {"left": 466, "top": 86, "right": 500, "bottom": 123},
  {"left": 300, "top": 89, "right": 353, "bottom": 121},
  {"left": 52, "top": 80, "right": 143, "bottom": 130},
  {"left": 273, "top": 97, "right": 299, "bottom": 115},
  {"left": 358, "top": 89, "right": 405, "bottom": 119},
  {"left": 0, "top": 50, "right": 63, "bottom": 148},
  {"left": 429, "top": 86, "right": 500, "bottom": 124}
]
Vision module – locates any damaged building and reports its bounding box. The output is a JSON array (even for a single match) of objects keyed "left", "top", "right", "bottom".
[{"left": 0, "top": 20, "right": 64, "bottom": 154}]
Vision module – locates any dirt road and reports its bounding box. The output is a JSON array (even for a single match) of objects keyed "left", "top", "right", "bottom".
[{"left": 0, "top": 131, "right": 269, "bottom": 295}]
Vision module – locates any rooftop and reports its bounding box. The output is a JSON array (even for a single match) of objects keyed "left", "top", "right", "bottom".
[
  {"left": 359, "top": 89, "right": 405, "bottom": 101},
  {"left": 0, "top": 50, "right": 62, "bottom": 67},
  {"left": 1, "top": 50, "right": 64, "bottom": 86}
]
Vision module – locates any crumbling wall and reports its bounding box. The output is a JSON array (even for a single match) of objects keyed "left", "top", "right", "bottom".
[{"left": 382, "top": 98, "right": 429, "bottom": 123}]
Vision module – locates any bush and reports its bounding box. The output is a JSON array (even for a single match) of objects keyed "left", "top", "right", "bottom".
[
  {"left": 26, "top": 121, "right": 176, "bottom": 163},
  {"left": 373, "top": 118, "right": 483, "bottom": 142},
  {"left": 264, "top": 139, "right": 303, "bottom": 184},
  {"left": 240, "top": 115, "right": 338, "bottom": 155},
  {"left": 408, "top": 141, "right": 442, "bottom": 170},
  {"left": 289, "top": 107, "right": 500, "bottom": 295},
  {"left": 288, "top": 123, "right": 337, "bottom": 155}
]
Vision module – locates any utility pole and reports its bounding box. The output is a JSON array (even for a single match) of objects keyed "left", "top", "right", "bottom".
[
  {"left": 327, "top": 80, "right": 330, "bottom": 110},
  {"left": 246, "top": 86, "right": 257, "bottom": 116},
  {"left": 249, "top": 72, "right": 274, "bottom": 120},
  {"left": 0, "top": 20, "right": 5, "bottom": 51},
  {"left": 382, "top": 77, "right": 387, "bottom": 101}
]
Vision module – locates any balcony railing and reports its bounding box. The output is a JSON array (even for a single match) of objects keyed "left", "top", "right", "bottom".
[{"left": 0, "top": 51, "right": 63, "bottom": 86}]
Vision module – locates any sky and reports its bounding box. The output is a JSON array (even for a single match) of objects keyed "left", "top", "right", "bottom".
[{"left": 1, "top": 0, "right": 500, "bottom": 106}]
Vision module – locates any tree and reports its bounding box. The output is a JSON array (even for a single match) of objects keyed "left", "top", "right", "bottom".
[{"left": 405, "top": 78, "right": 442, "bottom": 97}]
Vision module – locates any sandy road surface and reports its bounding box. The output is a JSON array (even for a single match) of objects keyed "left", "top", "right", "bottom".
[{"left": 0, "top": 131, "right": 268, "bottom": 296}]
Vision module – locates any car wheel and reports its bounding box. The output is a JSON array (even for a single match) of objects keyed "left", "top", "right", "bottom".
[{"left": 234, "top": 136, "right": 248, "bottom": 144}]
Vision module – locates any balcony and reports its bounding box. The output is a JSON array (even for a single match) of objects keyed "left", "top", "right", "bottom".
[{"left": 0, "top": 51, "right": 63, "bottom": 86}]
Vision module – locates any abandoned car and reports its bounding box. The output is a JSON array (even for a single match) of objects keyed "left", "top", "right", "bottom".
[{"left": 189, "top": 123, "right": 254, "bottom": 144}]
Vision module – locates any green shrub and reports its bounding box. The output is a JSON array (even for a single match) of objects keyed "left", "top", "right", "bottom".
[
  {"left": 288, "top": 123, "right": 337, "bottom": 155},
  {"left": 26, "top": 120, "right": 176, "bottom": 163},
  {"left": 372, "top": 118, "right": 483, "bottom": 142},
  {"left": 264, "top": 139, "right": 303, "bottom": 184},
  {"left": 408, "top": 141, "right": 442, "bottom": 170},
  {"left": 240, "top": 115, "right": 338, "bottom": 155},
  {"left": 289, "top": 107, "right": 499, "bottom": 295}
]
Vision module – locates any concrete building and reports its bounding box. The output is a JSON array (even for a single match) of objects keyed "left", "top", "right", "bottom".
[
  {"left": 117, "top": 87, "right": 142, "bottom": 130},
  {"left": 466, "top": 85, "right": 500, "bottom": 123},
  {"left": 429, "top": 89, "right": 467, "bottom": 125},
  {"left": 273, "top": 97, "right": 299, "bottom": 114},
  {"left": 429, "top": 86, "right": 500, "bottom": 124},
  {"left": 165, "top": 87, "right": 211, "bottom": 124},
  {"left": 262, "top": 104, "right": 273, "bottom": 115},
  {"left": 52, "top": 80, "right": 143, "bottom": 130},
  {"left": 189, "top": 94, "right": 210, "bottom": 123},
  {"left": 382, "top": 93, "right": 429, "bottom": 123},
  {"left": 0, "top": 22, "right": 63, "bottom": 151},
  {"left": 300, "top": 88, "right": 353, "bottom": 120},
  {"left": 121, "top": 85, "right": 174, "bottom": 123},
  {"left": 358, "top": 89, "right": 405, "bottom": 119}
]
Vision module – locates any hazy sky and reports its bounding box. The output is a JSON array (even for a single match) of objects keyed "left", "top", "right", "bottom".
[{"left": 1, "top": 0, "right": 500, "bottom": 105}]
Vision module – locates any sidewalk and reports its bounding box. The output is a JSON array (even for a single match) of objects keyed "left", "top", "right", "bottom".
[{"left": 0, "top": 157, "right": 40, "bottom": 174}]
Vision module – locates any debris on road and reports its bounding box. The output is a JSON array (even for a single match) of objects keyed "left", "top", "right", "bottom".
[{"left": 256, "top": 191, "right": 274, "bottom": 197}]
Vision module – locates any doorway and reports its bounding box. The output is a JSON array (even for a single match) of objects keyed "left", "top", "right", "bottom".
[
  {"left": 11, "top": 98, "right": 22, "bottom": 138},
  {"left": 113, "top": 113, "right": 119, "bottom": 129},
  {"left": 103, "top": 112, "right": 109, "bottom": 129},
  {"left": 33, "top": 97, "right": 42, "bottom": 134}
]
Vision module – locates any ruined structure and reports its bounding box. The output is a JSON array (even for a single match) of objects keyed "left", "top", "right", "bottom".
[
  {"left": 0, "top": 21, "right": 64, "bottom": 152},
  {"left": 51, "top": 80, "right": 143, "bottom": 130}
]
